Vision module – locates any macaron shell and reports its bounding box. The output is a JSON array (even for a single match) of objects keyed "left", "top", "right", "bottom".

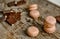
[
  {"left": 29, "top": 4, "right": 38, "bottom": 8},
  {"left": 44, "top": 21, "right": 55, "bottom": 28},
  {"left": 45, "top": 16, "right": 56, "bottom": 25},
  {"left": 27, "top": 26, "right": 39, "bottom": 37},
  {"left": 29, "top": 7, "right": 38, "bottom": 11},
  {"left": 30, "top": 10, "right": 40, "bottom": 19},
  {"left": 29, "top": 4, "right": 38, "bottom": 10},
  {"left": 44, "top": 26, "right": 56, "bottom": 33}
]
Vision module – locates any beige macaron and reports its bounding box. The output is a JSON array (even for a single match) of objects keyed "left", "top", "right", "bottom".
[
  {"left": 45, "top": 16, "right": 56, "bottom": 25},
  {"left": 29, "top": 4, "right": 38, "bottom": 11},
  {"left": 44, "top": 21, "right": 55, "bottom": 28},
  {"left": 44, "top": 26, "right": 56, "bottom": 33},
  {"left": 27, "top": 26, "right": 39, "bottom": 37},
  {"left": 30, "top": 10, "right": 40, "bottom": 20}
]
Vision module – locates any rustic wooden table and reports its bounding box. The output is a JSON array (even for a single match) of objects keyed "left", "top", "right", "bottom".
[{"left": 0, "top": 0, "right": 60, "bottom": 39}]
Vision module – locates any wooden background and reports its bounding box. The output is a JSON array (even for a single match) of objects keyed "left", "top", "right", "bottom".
[{"left": 0, "top": 0, "right": 60, "bottom": 39}]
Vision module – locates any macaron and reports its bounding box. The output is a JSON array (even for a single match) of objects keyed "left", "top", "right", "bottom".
[
  {"left": 45, "top": 16, "right": 56, "bottom": 25},
  {"left": 44, "top": 26, "right": 56, "bottom": 33},
  {"left": 27, "top": 26, "right": 39, "bottom": 37},
  {"left": 30, "top": 10, "right": 40, "bottom": 20},
  {"left": 29, "top": 4, "right": 38, "bottom": 11}
]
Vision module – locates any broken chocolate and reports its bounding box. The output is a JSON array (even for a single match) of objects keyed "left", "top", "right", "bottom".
[
  {"left": 55, "top": 16, "right": 60, "bottom": 23},
  {"left": 16, "top": 0, "right": 26, "bottom": 6},
  {"left": 7, "top": 0, "right": 26, "bottom": 7},
  {"left": 5, "top": 11, "right": 21, "bottom": 25},
  {"left": 14, "top": 12, "right": 21, "bottom": 20},
  {"left": 7, "top": 1, "right": 15, "bottom": 7}
]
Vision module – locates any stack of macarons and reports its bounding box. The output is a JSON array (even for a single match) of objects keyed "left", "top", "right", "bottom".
[{"left": 44, "top": 16, "right": 56, "bottom": 33}]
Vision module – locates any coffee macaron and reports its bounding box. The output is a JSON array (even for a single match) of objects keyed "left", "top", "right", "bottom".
[
  {"left": 45, "top": 16, "right": 56, "bottom": 25},
  {"left": 44, "top": 16, "right": 56, "bottom": 33},
  {"left": 29, "top": 4, "right": 38, "bottom": 11},
  {"left": 29, "top": 10, "right": 40, "bottom": 20},
  {"left": 27, "top": 26, "right": 39, "bottom": 37}
]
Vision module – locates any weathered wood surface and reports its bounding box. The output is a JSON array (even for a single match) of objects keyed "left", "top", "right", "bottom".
[{"left": 0, "top": 0, "right": 60, "bottom": 39}]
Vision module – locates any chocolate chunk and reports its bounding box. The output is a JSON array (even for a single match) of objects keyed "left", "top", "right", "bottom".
[
  {"left": 7, "top": 0, "right": 26, "bottom": 7},
  {"left": 16, "top": 0, "right": 26, "bottom": 6},
  {"left": 14, "top": 12, "right": 21, "bottom": 20},
  {"left": 7, "top": 1, "right": 15, "bottom": 7},
  {"left": 5, "top": 11, "right": 21, "bottom": 25},
  {"left": 55, "top": 16, "right": 60, "bottom": 23},
  {"left": 7, "top": 15, "right": 17, "bottom": 24}
]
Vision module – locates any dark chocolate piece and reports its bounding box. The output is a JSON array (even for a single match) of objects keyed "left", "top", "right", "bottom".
[
  {"left": 7, "top": 1, "right": 15, "bottom": 7},
  {"left": 7, "top": 0, "right": 26, "bottom": 7},
  {"left": 14, "top": 12, "right": 21, "bottom": 20},
  {"left": 16, "top": 0, "right": 26, "bottom": 6},
  {"left": 55, "top": 16, "right": 60, "bottom": 23},
  {"left": 5, "top": 11, "right": 21, "bottom": 25}
]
